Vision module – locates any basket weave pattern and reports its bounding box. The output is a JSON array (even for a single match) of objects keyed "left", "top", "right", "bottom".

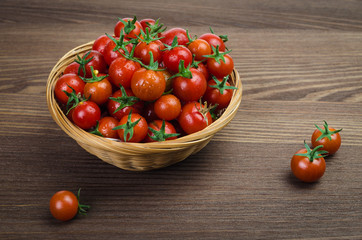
[{"left": 46, "top": 41, "right": 242, "bottom": 171}]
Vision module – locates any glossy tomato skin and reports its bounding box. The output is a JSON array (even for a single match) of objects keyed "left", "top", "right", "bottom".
[
  {"left": 103, "top": 39, "right": 132, "bottom": 66},
  {"left": 107, "top": 88, "right": 143, "bottom": 120},
  {"left": 97, "top": 116, "right": 119, "bottom": 139},
  {"left": 63, "top": 62, "right": 80, "bottom": 75},
  {"left": 72, "top": 101, "right": 101, "bottom": 130},
  {"left": 163, "top": 46, "right": 193, "bottom": 73},
  {"left": 84, "top": 74, "right": 113, "bottom": 105},
  {"left": 49, "top": 190, "right": 78, "bottom": 222},
  {"left": 82, "top": 50, "right": 107, "bottom": 78},
  {"left": 144, "top": 120, "right": 178, "bottom": 142},
  {"left": 108, "top": 57, "right": 141, "bottom": 88},
  {"left": 117, "top": 113, "right": 148, "bottom": 142},
  {"left": 92, "top": 34, "right": 112, "bottom": 56},
  {"left": 154, "top": 94, "right": 181, "bottom": 121},
  {"left": 140, "top": 18, "right": 156, "bottom": 32},
  {"left": 134, "top": 40, "right": 165, "bottom": 65},
  {"left": 54, "top": 73, "right": 85, "bottom": 105},
  {"left": 291, "top": 148, "right": 326, "bottom": 183},
  {"left": 311, "top": 127, "right": 341, "bottom": 155},
  {"left": 187, "top": 39, "right": 212, "bottom": 61},
  {"left": 131, "top": 68, "right": 166, "bottom": 101},
  {"left": 160, "top": 27, "right": 189, "bottom": 46},
  {"left": 143, "top": 102, "right": 158, "bottom": 122},
  {"left": 206, "top": 54, "right": 234, "bottom": 79},
  {"left": 199, "top": 33, "right": 226, "bottom": 52},
  {"left": 172, "top": 68, "right": 207, "bottom": 102},
  {"left": 178, "top": 101, "right": 213, "bottom": 135},
  {"left": 203, "top": 78, "right": 234, "bottom": 109},
  {"left": 195, "top": 62, "right": 210, "bottom": 81},
  {"left": 114, "top": 18, "right": 142, "bottom": 39}
]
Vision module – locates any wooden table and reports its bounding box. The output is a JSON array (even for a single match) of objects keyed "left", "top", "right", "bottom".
[{"left": 1, "top": 0, "right": 361, "bottom": 239}]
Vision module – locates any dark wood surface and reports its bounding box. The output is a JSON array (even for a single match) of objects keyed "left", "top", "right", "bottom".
[{"left": 1, "top": 0, "right": 362, "bottom": 239}]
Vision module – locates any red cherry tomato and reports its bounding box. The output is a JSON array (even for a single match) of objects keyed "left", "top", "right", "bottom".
[
  {"left": 163, "top": 46, "right": 193, "bottom": 73},
  {"left": 154, "top": 94, "right": 181, "bottom": 121},
  {"left": 107, "top": 87, "right": 143, "bottom": 120},
  {"left": 160, "top": 27, "right": 190, "bottom": 46},
  {"left": 131, "top": 68, "right": 166, "bottom": 101},
  {"left": 103, "top": 38, "right": 132, "bottom": 66},
  {"left": 84, "top": 74, "right": 113, "bottom": 105},
  {"left": 144, "top": 120, "right": 179, "bottom": 142},
  {"left": 140, "top": 18, "right": 156, "bottom": 32},
  {"left": 172, "top": 68, "right": 207, "bottom": 102},
  {"left": 134, "top": 40, "right": 165, "bottom": 65},
  {"left": 178, "top": 101, "right": 213, "bottom": 134},
  {"left": 92, "top": 34, "right": 112, "bottom": 56},
  {"left": 114, "top": 17, "right": 142, "bottom": 39},
  {"left": 63, "top": 62, "right": 80, "bottom": 75},
  {"left": 311, "top": 121, "right": 342, "bottom": 155},
  {"left": 203, "top": 77, "right": 236, "bottom": 109},
  {"left": 115, "top": 112, "right": 148, "bottom": 142},
  {"left": 291, "top": 142, "right": 327, "bottom": 183},
  {"left": 49, "top": 190, "right": 78, "bottom": 222},
  {"left": 108, "top": 57, "right": 141, "bottom": 88},
  {"left": 199, "top": 33, "right": 226, "bottom": 52},
  {"left": 195, "top": 62, "right": 210, "bottom": 81},
  {"left": 54, "top": 73, "right": 85, "bottom": 105},
  {"left": 72, "top": 101, "right": 101, "bottom": 130},
  {"left": 206, "top": 53, "right": 234, "bottom": 79},
  {"left": 187, "top": 38, "right": 212, "bottom": 61},
  {"left": 80, "top": 50, "right": 107, "bottom": 78},
  {"left": 97, "top": 116, "right": 119, "bottom": 139}
]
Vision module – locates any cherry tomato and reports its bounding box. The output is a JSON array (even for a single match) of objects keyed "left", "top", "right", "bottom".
[
  {"left": 92, "top": 34, "right": 112, "bottom": 56},
  {"left": 114, "top": 17, "right": 142, "bottom": 39},
  {"left": 311, "top": 121, "right": 342, "bottom": 155},
  {"left": 114, "top": 112, "right": 148, "bottom": 142},
  {"left": 131, "top": 68, "right": 166, "bottom": 101},
  {"left": 154, "top": 94, "right": 181, "bottom": 121},
  {"left": 63, "top": 62, "right": 80, "bottom": 75},
  {"left": 160, "top": 27, "right": 190, "bottom": 46},
  {"left": 134, "top": 40, "right": 165, "bottom": 65},
  {"left": 96, "top": 116, "right": 119, "bottom": 139},
  {"left": 178, "top": 101, "right": 213, "bottom": 134},
  {"left": 203, "top": 76, "right": 237, "bottom": 109},
  {"left": 72, "top": 101, "right": 101, "bottom": 130},
  {"left": 79, "top": 50, "right": 107, "bottom": 78},
  {"left": 103, "top": 38, "right": 132, "bottom": 66},
  {"left": 163, "top": 46, "right": 193, "bottom": 73},
  {"left": 206, "top": 52, "right": 234, "bottom": 79},
  {"left": 187, "top": 38, "right": 212, "bottom": 61},
  {"left": 108, "top": 57, "right": 141, "bottom": 88},
  {"left": 172, "top": 68, "right": 207, "bottom": 102},
  {"left": 140, "top": 18, "right": 156, "bottom": 31},
  {"left": 84, "top": 74, "right": 113, "bottom": 105},
  {"left": 199, "top": 33, "right": 226, "bottom": 52},
  {"left": 107, "top": 87, "right": 143, "bottom": 120},
  {"left": 195, "top": 62, "right": 210, "bottom": 81},
  {"left": 54, "top": 73, "right": 85, "bottom": 105},
  {"left": 49, "top": 190, "right": 78, "bottom": 221},
  {"left": 144, "top": 120, "right": 179, "bottom": 142},
  {"left": 291, "top": 141, "right": 327, "bottom": 183}
]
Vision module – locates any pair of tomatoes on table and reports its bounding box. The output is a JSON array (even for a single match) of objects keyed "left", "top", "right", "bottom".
[{"left": 54, "top": 16, "right": 237, "bottom": 143}]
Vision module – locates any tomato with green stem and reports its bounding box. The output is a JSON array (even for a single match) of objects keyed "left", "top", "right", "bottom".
[
  {"left": 54, "top": 73, "right": 85, "bottom": 105},
  {"left": 311, "top": 121, "right": 342, "bottom": 155},
  {"left": 291, "top": 141, "right": 328, "bottom": 183},
  {"left": 204, "top": 45, "right": 234, "bottom": 79},
  {"left": 114, "top": 16, "right": 142, "bottom": 39},
  {"left": 178, "top": 101, "right": 213, "bottom": 134},
  {"left": 144, "top": 120, "right": 179, "bottom": 142},
  {"left": 113, "top": 111, "right": 148, "bottom": 142},
  {"left": 160, "top": 27, "right": 190, "bottom": 46},
  {"left": 162, "top": 36, "right": 193, "bottom": 73},
  {"left": 75, "top": 50, "right": 107, "bottom": 78},
  {"left": 203, "top": 75, "right": 237, "bottom": 109},
  {"left": 90, "top": 116, "right": 119, "bottom": 139},
  {"left": 186, "top": 30, "right": 212, "bottom": 61},
  {"left": 199, "top": 27, "right": 228, "bottom": 52},
  {"left": 49, "top": 189, "right": 90, "bottom": 222},
  {"left": 134, "top": 29, "right": 165, "bottom": 65},
  {"left": 92, "top": 34, "right": 112, "bottom": 56},
  {"left": 103, "top": 32, "right": 133, "bottom": 66},
  {"left": 82, "top": 67, "right": 112, "bottom": 106}
]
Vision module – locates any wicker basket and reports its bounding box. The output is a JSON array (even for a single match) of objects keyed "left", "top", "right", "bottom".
[{"left": 46, "top": 41, "right": 242, "bottom": 171}]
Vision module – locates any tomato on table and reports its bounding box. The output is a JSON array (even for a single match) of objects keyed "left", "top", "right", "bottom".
[
  {"left": 113, "top": 112, "right": 148, "bottom": 142},
  {"left": 311, "top": 121, "right": 342, "bottom": 155},
  {"left": 178, "top": 101, "right": 213, "bottom": 135},
  {"left": 291, "top": 141, "right": 328, "bottom": 183}
]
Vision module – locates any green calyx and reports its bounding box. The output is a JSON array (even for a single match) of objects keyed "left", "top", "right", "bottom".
[
  {"left": 190, "top": 54, "right": 206, "bottom": 68},
  {"left": 203, "top": 45, "right": 232, "bottom": 64},
  {"left": 105, "top": 30, "right": 130, "bottom": 54},
  {"left": 118, "top": 16, "right": 138, "bottom": 35},
  {"left": 77, "top": 188, "right": 90, "bottom": 216},
  {"left": 146, "top": 18, "right": 166, "bottom": 36},
  {"left": 148, "top": 120, "right": 180, "bottom": 141},
  {"left": 162, "top": 35, "right": 181, "bottom": 51},
  {"left": 74, "top": 51, "right": 93, "bottom": 77},
  {"left": 112, "top": 110, "right": 141, "bottom": 142},
  {"left": 186, "top": 29, "right": 197, "bottom": 45},
  {"left": 315, "top": 120, "right": 342, "bottom": 142},
  {"left": 79, "top": 66, "right": 108, "bottom": 83},
  {"left": 209, "top": 75, "right": 238, "bottom": 94},
  {"left": 295, "top": 141, "right": 328, "bottom": 162},
  {"left": 209, "top": 27, "right": 228, "bottom": 43},
  {"left": 169, "top": 60, "right": 193, "bottom": 80},
  {"left": 109, "top": 85, "right": 140, "bottom": 114},
  {"left": 63, "top": 85, "right": 82, "bottom": 114},
  {"left": 89, "top": 121, "right": 103, "bottom": 137},
  {"left": 137, "top": 28, "right": 163, "bottom": 44}
]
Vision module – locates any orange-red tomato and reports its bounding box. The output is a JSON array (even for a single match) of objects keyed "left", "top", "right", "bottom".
[
  {"left": 49, "top": 191, "right": 78, "bottom": 221},
  {"left": 311, "top": 121, "right": 342, "bottom": 155},
  {"left": 131, "top": 68, "right": 166, "bottom": 101},
  {"left": 154, "top": 94, "right": 181, "bottom": 121},
  {"left": 187, "top": 38, "right": 212, "bottom": 61},
  {"left": 84, "top": 75, "right": 113, "bottom": 106}
]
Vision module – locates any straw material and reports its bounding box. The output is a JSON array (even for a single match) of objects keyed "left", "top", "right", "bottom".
[{"left": 46, "top": 41, "right": 243, "bottom": 171}]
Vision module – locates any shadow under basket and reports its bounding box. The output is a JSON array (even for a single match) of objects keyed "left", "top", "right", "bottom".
[{"left": 46, "top": 41, "right": 243, "bottom": 171}]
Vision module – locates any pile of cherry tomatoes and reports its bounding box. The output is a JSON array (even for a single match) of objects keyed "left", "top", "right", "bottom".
[{"left": 54, "top": 16, "right": 237, "bottom": 143}]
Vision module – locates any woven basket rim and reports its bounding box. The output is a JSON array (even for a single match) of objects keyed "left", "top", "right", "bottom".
[{"left": 46, "top": 41, "right": 243, "bottom": 154}]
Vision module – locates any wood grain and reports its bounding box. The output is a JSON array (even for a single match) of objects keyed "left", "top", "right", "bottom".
[{"left": 0, "top": 0, "right": 362, "bottom": 239}]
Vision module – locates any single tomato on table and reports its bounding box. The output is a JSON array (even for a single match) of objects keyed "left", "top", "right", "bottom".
[{"left": 311, "top": 120, "right": 342, "bottom": 155}]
